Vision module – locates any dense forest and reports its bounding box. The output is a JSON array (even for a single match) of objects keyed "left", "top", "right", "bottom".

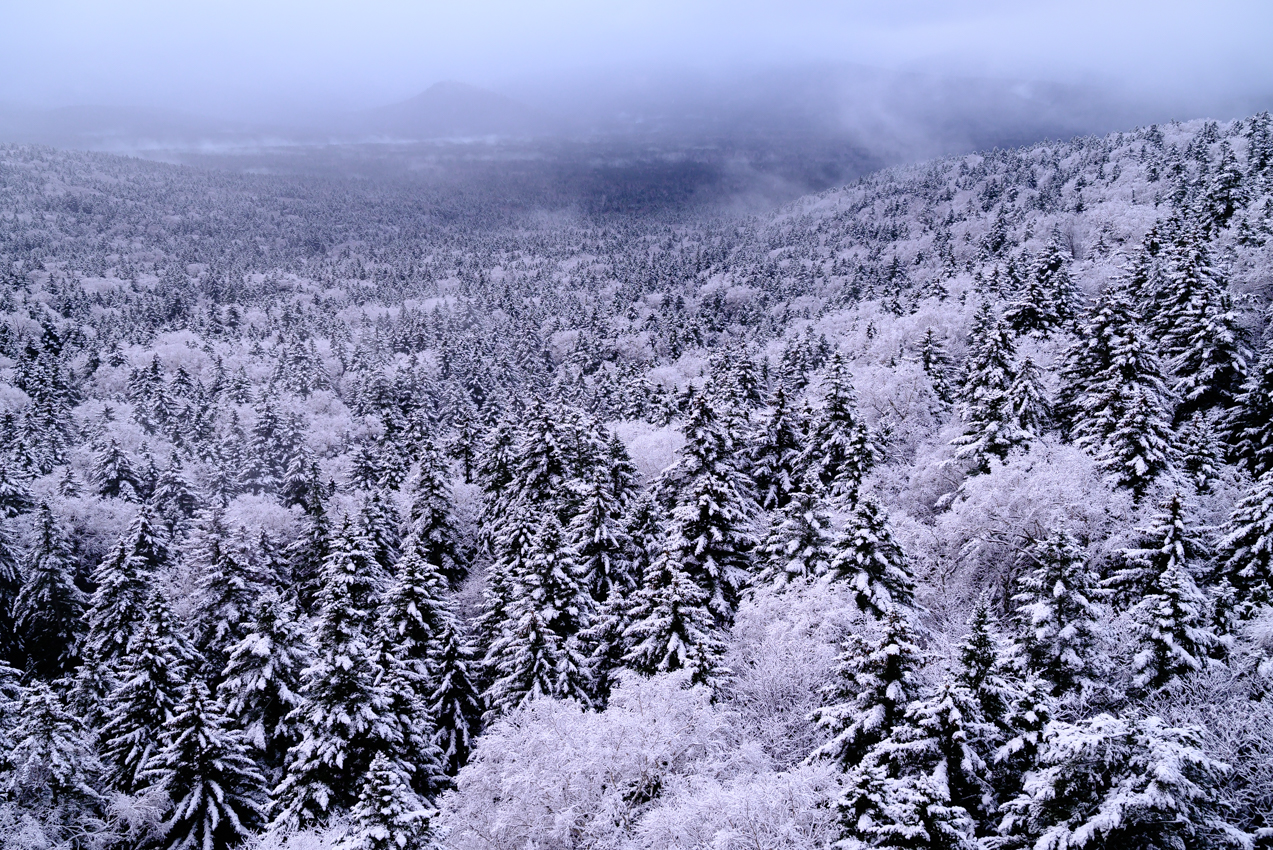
[{"left": 0, "top": 112, "right": 1272, "bottom": 849}]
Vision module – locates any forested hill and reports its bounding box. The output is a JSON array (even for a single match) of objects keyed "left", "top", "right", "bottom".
[{"left": 0, "top": 113, "right": 1271, "bottom": 849}]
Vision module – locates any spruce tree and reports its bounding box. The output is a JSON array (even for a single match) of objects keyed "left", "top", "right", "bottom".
[
  {"left": 338, "top": 753, "right": 433, "bottom": 850},
  {"left": 217, "top": 591, "right": 312, "bottom": 779},
  {"left": 92, "top": 438, "right": 140, "bottom": 500},
  {"left": 3, "top": 681, "right": 106, "bottom": 837},
  {"left": 189, "top": 510, "right": 262, "bottom": 680},
  {"left": 1225, "top": 338, "right": 1273, "bottom": 478},
  {"left": 920, "top": 328, "right": 955, "bottom": 406},
  {"left": 620, "top": 536, "right": 726, "bottom": 687},
  {"left": 827, "top": 496, "right": 915, "bottom": 618},
  {"left": 997, "top": 714, "right": 1244, "bottom": 850},
  {"left": 85, "top": 504, "right": 169, "bottom": 671},
  {"left": 1214, "top": 470, "right": 1273, "bottom": 625},
  {"left": 956, "top": 594, "right": 1016, "bottom": 730},
  {"left": 1129, "top": 538, "right": 1215, "bottom": 691},
  {"left": 13, "top": 504, "right": 87, "bottom": 680},
  {"left": 811, "top": 607, "right": 922, "bottom": 770},
  {"left": 953, "top": 305, "right": 1022, "bottom": 473},
  {"left": 271, "top": 519, "right": 391, "bottom": 831},
  {"left": 657, "top": 392, "right": 758, "bottom": 626},
  {"left": 99, "top": 590, "right": 195, "bottom": 792},
  {"left": 802, "top": 352, "right": 877, "bottom": 503},
  {"left": 1013, "top": 530, "right": 1105, "bottom": 697},
  {"left": 483, "top": 514, "right": 593, "bottom": 716},
  {"left": 758, "top": 489, "right": 835, "bottom": 586},
  {"left": 144, "top": 679, "right": 267, "bottom": 850},
  {"left": 427, "top": 616, "right": 483, "bottom": 777},
  {"left": 406, "top": 439, "right": 466, "bottom": 589},
  {"left": 566, "top": 475, "right": 636, "bottom": 605},
  {"left": 749, "top": 385, "right": 806, "bottom": 511}
]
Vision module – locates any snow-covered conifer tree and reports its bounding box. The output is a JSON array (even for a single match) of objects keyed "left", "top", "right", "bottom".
[
  {"left": 13, "top": 504, "right": 86, "bottom": 680},
  {"left": 827, "top": 495, "right": 915, "bottom": 617}
]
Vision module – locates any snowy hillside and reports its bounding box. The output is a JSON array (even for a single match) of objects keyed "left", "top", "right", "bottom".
[{"left": 0, "top": 113, "right": 1271, "bottom": 849}]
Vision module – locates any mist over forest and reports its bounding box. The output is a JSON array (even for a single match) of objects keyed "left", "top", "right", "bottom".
[{"left": 2, "top": 3, "right": 1273, "bottom": 847}]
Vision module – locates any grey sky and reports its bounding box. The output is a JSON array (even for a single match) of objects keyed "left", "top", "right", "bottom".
[{"left": 3, "top": 0, "right": 1270, "bottom": 118}]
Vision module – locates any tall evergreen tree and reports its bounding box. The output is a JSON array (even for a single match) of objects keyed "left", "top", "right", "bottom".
[
  {"left": 811, "top": 607, "right": 922, "bottom": 770},
  {"left": 99, "top": 590, "right": 195, "bottom": 792},
  {"left": 827, "top": 496, "right": 915, "bottom": 618},
  {"left": 483, "top": 514, "right": 593, "bottom": 717},
  {"left": 92, "top": 438, "right": 140, "bottom": 500},
  {"left": 427, "top": 616, "right": 483, "bottom": 778},
  {"left": 144, "top": 679, "right": 267, "bottom": 850},
  {"left": 85, "top": 504, "right": 169, "bottom": 671},
  {"left": 657, "top": 392, "right": 758, "bottom": 626},
  {"left": 758, "top": 489, "right": 835, "bottom": 586},
  {"left": 13, "top": 504, "right": 87, "bottom": 680},
  {"left": 217, "top": 591, "right": 312, "bottom": 780},
  {"left": 620, "top": 536, "right": 726, "bottom": 687},
  {"left": 749, "top": 386, "right": 806, "bottom": 511},
  {"left": 1213, "top": 470, "right": 1273, "bottom": 624},
  {"left": 954, "top": 305, "right": 1022, "bottom": 473},
  {"left": 801, "top": 353, "right": 877, "bottom": 503},
  {"left": 1012, "top": 530, "right": 1105, "bottom": 697},
  {"left": 406, "top": 439, "right": 467, "bottom": 589},
  {"left": 338, "top": 752, "right": 433, "bottom": 850},
  {"left": 1224, "top": 338, "right": 1273, "bottom": 477}
]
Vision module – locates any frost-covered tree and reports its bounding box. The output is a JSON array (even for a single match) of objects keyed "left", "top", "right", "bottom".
[
  {"left": 566, "top": 475, "right": 636, "bottom": 605},
  {"left": 405, "top": 440, "right": 466, "bottom": 589},
  {"left": 997, "top": 714, "right": 1247, "bottom": 850},
  {"left": 85, "top": 504, "right": 169, "bottom": 671},
  {"left": 2, "top": 681, "right": 106, "bottom": 841},
  {"left": 484, "top": 515, "right": 593, "bottom": 716},
  {"left": 749, "top": 386, "right": 807, "bottom": 510},
  {"left": 92, "top": 438, "right": 140, "bottom": 500},
  {"left": 1213, "top": 471, "right": 1273, "bottom": 625},
  {"left": 189, "top": 511, "right": 262, "bottom": 679},
  {"left": 956, "top": 594, "right": 1016, "bottom": 730},
  {"left": 427, "top": 616, "right": 483, "bottom": 777},
  {"left": 802, "top": 353, "right": 877, "bottom": 503},
  {"left": 13, "top": 504, "right": 86, "bottom": 680},
  {"left": 827, "top": 496, "right": 915, "bottom": 618},
  {"left": 99, "top": 590, "right": 196, "bottom": 793},
  {"left": 658, "top": 391, "right": 758, "bottom": 626},
  {"left": 1225, "top": 338, "right": 1273, "bottom": 478},
  {"left": 1109, "top": 492, "right": 1208, "bottom": 605},
  {"left": 338, "top": 752, "right": 433, "bottom": 850},
  {"left": 954, "top": 304, "right": 1022, "bottom": 473},
  {"left": 1013, "top": 530, "right": 1105, "bottom": 697},
  {"left": 1129, "top": 546, "right": 1216, "bottom": 692},
  {"left": 620, "top": 536, "right": 726, "bottom": 687},
  {"left": 217, "top": 591, "right": 311, "bottom": 778},
  {"left": 758, "top": 489, "right": 835, "bottom": 586},
  {"left": 811, "top": 607, "right": 922, "bottom": 770},
  {"left": 144, "top": 678, "right": 267, "bottom": 850}
]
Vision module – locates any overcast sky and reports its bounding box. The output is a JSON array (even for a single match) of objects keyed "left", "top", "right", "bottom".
[{"left": 3, "top": 0, "right": 1270, "bottom": 119}]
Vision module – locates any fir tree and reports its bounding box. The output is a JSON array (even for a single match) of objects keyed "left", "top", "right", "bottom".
[
  {"left": 811, "top": 607, "right": 922, "bottom": 770},
  {"left": 802, "top": 352, "right": 877, "bottom": 503},
  {"left": 827, "top": 496, "right": 915, "bottom": 618},
  {"left": 483, "top": 514, "right": 593, "bottom": 716},
  {"left": 1225, "top": 338, "right": 1273, "bottom": 478},
  {"left": 955, "top": 594, "right": 1016, "bottom": 730},
  {"left": 997, "top": 714, "right": 1246, "bottom": 850},
  {"left": 13, "top": 504, "right": 87, "bottom": 680},
  {"left": 757, "top": 489, "right": 835, "bottom": 586},
  {"left": 1012, "top": 530, "right": 1105, "bottom": 697},
  {"left": 1128, "top": 521, "right": 1216, "bottom": 692},
  {"left": 189, "top": 511, "right": 262, "bottom": 680},
  {"left": 406, "top": 439, "right": 466, "bottom": 589},
  {"left": 99, "top": 590, "right": 195, "bottom": 793},
  {"left": 271, "top": 519, "right": 393, "bottom": 831},
  {"left": 338, "top": 753, "right": 433, "bottom": 850},
  {"left": 620, "top": 536, "right": 726, "bottom": 687},
  {"left": 145, "top": 679, "right": 267, "bottom": 850},
  {"left": 920, "top": 328, "right": 955, "bottom": 406},
  {"left": 3, "top": 681, "right": 106, "bottom": 838},
  {"left": 217, "top": 591, "right": 312, "bottom": 779},
  {"left": 93, "top": 438, "right": 140, "bottom": 500},
  {"left": 1109, "top": 492, "right": 1208, "bottom": 606},
  {"left": 749, "top": 385, "right": 806, "bottom": 511},
  {"left": 953, "top": 305, "right": 1022, "bottom": 473},
  {"left": 566, "top": 474, "right": 635, "bottom": 605},
  {"left": 85, "top": 504, "right": 169, "bottom": 670},
  {"left": 657, "top": 392, "right": 758, "bottom": 626},
  {"left": 427, "top": 616, "right": 483, "bottom": 778},
  {"left": 1213, "top": 470, "right": 1273, "bottom": 625}
]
